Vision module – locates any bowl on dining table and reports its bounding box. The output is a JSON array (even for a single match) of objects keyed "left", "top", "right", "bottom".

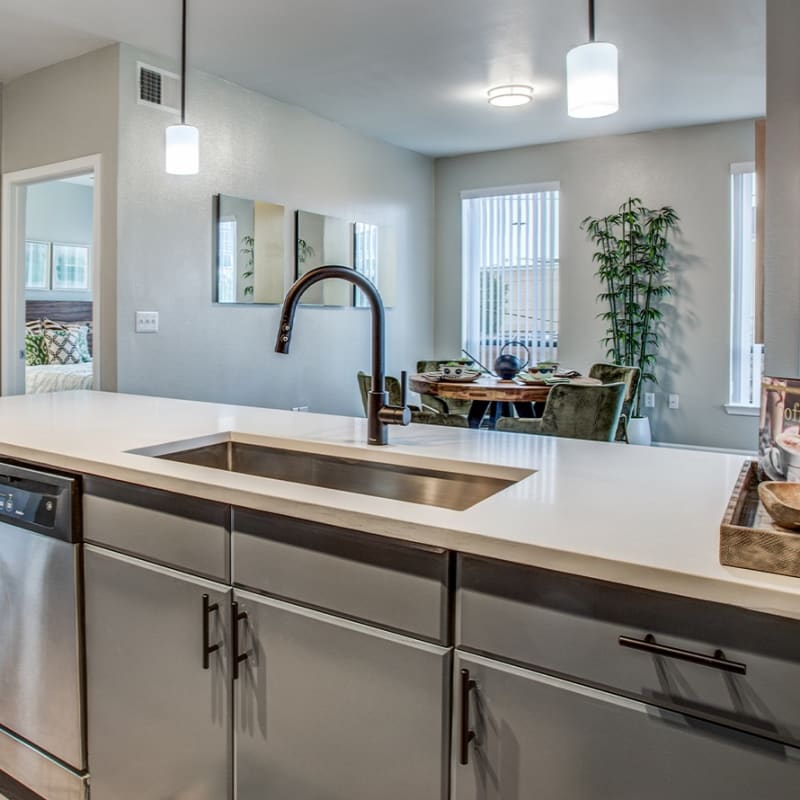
[
  {"left": 526, "top": 362, "right": 559, "bottom": 376},
  {"left": 437, "top": 368, "right": 481, "bottom": 383},
  {"left": 439, "top": 362, "right": 479, "bottom": 379}
]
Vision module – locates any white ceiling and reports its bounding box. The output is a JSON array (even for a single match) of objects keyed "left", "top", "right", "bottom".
[{"left": 0, "top": 0, "right": 765, "bottom": 157}]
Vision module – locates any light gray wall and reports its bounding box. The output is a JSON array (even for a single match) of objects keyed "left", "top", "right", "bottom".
[
  {"left": 2, "top": 45, "right": 119, "bottom": 389},
  {"left": 764, "top": 0, "right": 800, "bottom": 377},
  {"left": 25, "top": 180, "right": 93, "bottom": 301},
  {"left": 115, "top": 45, "right": 434, "bottom": 415},
  {"left": 434, "top": 121, "right": 756, "bottom": 450}
]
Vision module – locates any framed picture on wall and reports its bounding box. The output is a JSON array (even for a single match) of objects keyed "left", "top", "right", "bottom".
[
  {"left": 25, "top": 240, "right": 51, "bottom": 290},
  {"left": 52, "top": 243, "right": 90, "bottom": 290}
]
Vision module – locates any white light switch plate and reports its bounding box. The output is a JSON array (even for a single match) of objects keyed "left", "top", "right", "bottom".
[
  {"left": 135, "top": 311, "right": 159, "bottom": 333},
  {"left": 644, "top": 392, "right": 655, "bottom": 408},
  {"left": 668, "top": 393, "right": 680, "bottom": 410}
]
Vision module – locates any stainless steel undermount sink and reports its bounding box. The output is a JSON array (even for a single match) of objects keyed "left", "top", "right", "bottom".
[{"left": 132, "top": 434, "right": 532, "bottom": 511}]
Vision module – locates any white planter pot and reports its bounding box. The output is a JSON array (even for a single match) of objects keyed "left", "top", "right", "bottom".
[{"left": 626, "top": 416, "right": 652, "bottom": 446}]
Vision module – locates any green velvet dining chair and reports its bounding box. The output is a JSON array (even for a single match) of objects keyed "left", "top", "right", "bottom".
[
  {"left": 415, "top": 360, "right": 473, "bottom": 417},
  {"left": 495, "top": 382, "right": 626, "bottom": 442},
  {"left": 587, "top": 363, "right": 641, "bottom": 442},
  {"left": 356, "top": 372, "right": 469, "bottom": 428}
]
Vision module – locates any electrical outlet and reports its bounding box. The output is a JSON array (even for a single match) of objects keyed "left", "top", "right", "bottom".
[
  {"left": 668, "top": 393, "right": 680, "bottom": 410},
  {"left": 644, "top": 392, "right": 655, "bottom": 408},
  {"left": 135, "top": 311, "right": 159, "bottom": 333},
  {"left": 292, "top": 405, "right": 310, "bottom": 413}
]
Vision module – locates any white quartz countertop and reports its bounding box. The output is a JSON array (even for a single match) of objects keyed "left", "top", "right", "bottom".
[{"left": 1, "top": 391, "right": 798, "bottom": 620}]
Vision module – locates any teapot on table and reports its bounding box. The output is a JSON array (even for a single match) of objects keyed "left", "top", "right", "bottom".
[{"left": 494, "top": 341, "right": 530, "bottom": 380}]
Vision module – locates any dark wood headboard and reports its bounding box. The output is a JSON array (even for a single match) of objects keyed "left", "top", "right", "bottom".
[
  {"left": 26, "top": 300, "right": 94, "bottom": 356},
  {"left": 26, "top": 300, "right": 93, "bottom": 324}
]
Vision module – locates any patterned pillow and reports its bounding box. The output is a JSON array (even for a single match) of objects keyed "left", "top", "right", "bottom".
[
  {"left": 42, "top": 320, "right": 92, "bottom": 362},
  {"left": 26, "top": 319, "right": 44, "bottom": 336},
  {"left": 43, "top": 328, "right": 85, "bottom": 365},
  {"left": 25, "top": 334, "right": 48, "bottom": 366},
  {"left": 71, "top": 326, "right": 92, "bottom": 363}
]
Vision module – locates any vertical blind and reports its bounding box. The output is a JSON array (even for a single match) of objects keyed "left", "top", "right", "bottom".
[
  {"left": 462, "top": 187, "right": 560, "bottom": 369},
  {"left": 730, "top": 166, "right": 762, "bottom": 406}
]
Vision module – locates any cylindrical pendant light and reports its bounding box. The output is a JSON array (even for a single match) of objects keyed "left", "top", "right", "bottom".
[
  {"left": 567, "top": 0, "right": 619, "bottom": 119},
  {"left": 166, "top": 0, "right": 199, "bottom": 174}
]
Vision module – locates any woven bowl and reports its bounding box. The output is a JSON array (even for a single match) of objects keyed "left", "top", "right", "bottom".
[{"left": 758, "top": 481, "right": 800, "bottom": 531}]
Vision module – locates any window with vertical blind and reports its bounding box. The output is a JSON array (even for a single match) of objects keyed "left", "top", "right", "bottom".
[
  {"left": 729, "top": 164, "right": 763, "bottom": 408},
  {"left": 462, "top": 185, "right": 560, "bottom": 369}
]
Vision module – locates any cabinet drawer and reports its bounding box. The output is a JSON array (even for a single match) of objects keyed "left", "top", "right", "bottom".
[
  {"left": 84, "top": 477, "right": 230, "bottom": 580},
  {"left": 233, "top": 509, "right": 451, "bottom": 642},
  {"left": 457, "top": 554, "right": 800, "bottom": 745},
  {"left": 454, "top": 651, "right": 800, "bottom": 800}
]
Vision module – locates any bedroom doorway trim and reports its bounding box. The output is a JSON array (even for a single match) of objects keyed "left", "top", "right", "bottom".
[{"left": 1, "top": 154, "right": 103, "bottom": 396}]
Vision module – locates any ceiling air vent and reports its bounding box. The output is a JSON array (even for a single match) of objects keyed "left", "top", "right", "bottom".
[{"left": 137, "top": 62, "right": 180, "bottom": 114}]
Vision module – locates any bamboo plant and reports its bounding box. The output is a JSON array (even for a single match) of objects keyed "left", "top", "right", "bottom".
[{"left": 581, "top": 198, "right": 679, "bottom": 417}]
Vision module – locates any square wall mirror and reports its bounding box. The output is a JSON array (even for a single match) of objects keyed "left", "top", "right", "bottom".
[
  {"left": 214, "top": 194, "right": 285, "bottom": 304},
  {"left": 295, "top": 210, "right": 354, "bottom": 306},
  {"left": 295, "top": 211, "right": 398, "bottom": 308}
]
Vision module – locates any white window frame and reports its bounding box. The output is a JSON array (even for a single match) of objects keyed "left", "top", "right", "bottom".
[
  {"left": 726, "top": 162, "right": 762, "bottom": 416},
  {"left": 461, "top": 183, "right": 560, "bottom": 370}
]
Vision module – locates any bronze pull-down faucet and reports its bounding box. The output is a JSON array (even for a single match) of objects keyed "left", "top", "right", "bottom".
[{"left": 275, "top": 265, "right": 411, "bottom": 445}]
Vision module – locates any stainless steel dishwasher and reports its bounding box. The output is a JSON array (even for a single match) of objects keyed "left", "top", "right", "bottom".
[{"left": 0, "top": 463, "right": 87, "bottom": 800}]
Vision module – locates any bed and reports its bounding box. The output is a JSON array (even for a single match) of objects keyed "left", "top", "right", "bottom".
[
  {"left": 25, "top": 300, "right": 94, "bottom": 394},
  {"left": 26, "top": 362, "right": 94, "bottom": 394}
]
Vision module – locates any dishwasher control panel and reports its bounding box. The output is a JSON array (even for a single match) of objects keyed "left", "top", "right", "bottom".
[
  {"left": 0, "top": 463, "right": 77, "bottom": 541},
  {"left": 0, "top": 487, "right": 58, "bottom": 527}
]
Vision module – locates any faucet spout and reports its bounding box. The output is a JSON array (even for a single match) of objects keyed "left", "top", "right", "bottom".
[{"left": 275, "top": 265, "right": 410, "bottom": 445}]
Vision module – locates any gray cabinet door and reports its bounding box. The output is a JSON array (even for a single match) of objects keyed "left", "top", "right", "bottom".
[
  {"left": 234, "top": 589, "right": 450, "bottom": 800},
  {"left": 454, "top": 652, "right": 800, "bottom": 800},
  {"left": 84, "top": 546, "right": 232, "bottom": 800}
]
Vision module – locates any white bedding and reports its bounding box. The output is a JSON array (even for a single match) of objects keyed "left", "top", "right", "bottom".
[{"left": 26, "top": 363, "right": 94, "bottom": 394}]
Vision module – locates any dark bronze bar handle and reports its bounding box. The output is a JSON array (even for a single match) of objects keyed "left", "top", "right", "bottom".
[
  {"left": 459, "top": 668, "right": 477, "bottom": 765},
  {"left": 202, "top": 594, "right": 220, "bottom": 670},
  {"left": 232, "top": 601, "right": 249, "bottom": 680},
  {"left": 619, "top": 634, "right": 747, "bottom": 675}
]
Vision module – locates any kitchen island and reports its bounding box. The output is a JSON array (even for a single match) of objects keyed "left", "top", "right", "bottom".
[{"left": 0, "top": 390, "right": 798, "bottom": 800}]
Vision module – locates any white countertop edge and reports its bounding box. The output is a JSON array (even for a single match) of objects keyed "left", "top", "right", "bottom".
[{"left": 4, "top": 440, "right": 799, "bottom": 623}]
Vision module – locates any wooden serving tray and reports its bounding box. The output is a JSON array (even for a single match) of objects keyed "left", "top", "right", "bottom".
[{"left": 720, "top": 460, "right": 800, "bottom": 578}]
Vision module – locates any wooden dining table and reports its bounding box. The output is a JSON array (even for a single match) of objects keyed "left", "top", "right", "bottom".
[{"left": 409, "top": 373, "right": 602, "bottom": 429}]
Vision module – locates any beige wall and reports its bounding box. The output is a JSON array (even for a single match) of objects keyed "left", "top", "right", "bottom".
[
  {"left": 764, "top": 0, "right": 800, "bottom": 377},
  {"left": 115, "top": 45, "right": 434, "bottom": 415},
  {"left": 1, "top": 45, "right": 119, "bottom": 389},
  {"left": 435, "top": 121, "right": 756, "bottom": 450}
]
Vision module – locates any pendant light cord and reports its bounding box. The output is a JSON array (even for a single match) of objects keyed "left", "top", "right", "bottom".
[
  {"left": 180, "top": 0, "right": 188, "bottom": 124},
  {"left": 588, "top": 0, "right": 596, "bottom": 42}
]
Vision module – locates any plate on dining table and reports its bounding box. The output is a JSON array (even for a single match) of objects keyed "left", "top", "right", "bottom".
[
  {"left": 421, "top": 370, "right": 482, "bottom": 383},
  {"left": 516, "top": 372, "right": 570, "bottom": 385}
]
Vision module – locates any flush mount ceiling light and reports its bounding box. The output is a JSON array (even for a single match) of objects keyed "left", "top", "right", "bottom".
[
  {"left": 165, "top": 0, "right": 199, "bottom": 175},
  {"left": 566, "top": 0, "right": 619, "bottom": 119},
  {"left": 487, "top": 85, "right": 534, "bottom": 107}
]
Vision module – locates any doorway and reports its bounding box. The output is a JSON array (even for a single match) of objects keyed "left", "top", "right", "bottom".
[{"left": 1, "top": 155, "right": 103, "bottom": 396}]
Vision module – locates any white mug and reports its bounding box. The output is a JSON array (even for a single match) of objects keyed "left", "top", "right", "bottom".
[{"left": 769, "top": 442, "right": 800, "bottom": 481}]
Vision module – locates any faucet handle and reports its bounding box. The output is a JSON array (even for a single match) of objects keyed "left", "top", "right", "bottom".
[{"left": 400, "top": 370, "right": 408, "bottom": 407}]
